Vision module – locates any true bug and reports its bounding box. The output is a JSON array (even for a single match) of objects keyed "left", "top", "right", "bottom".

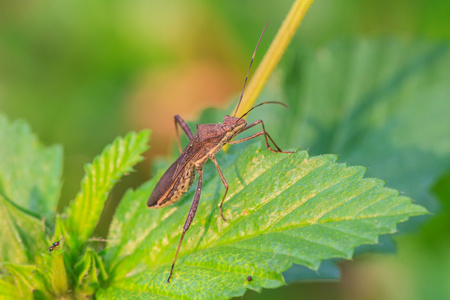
[
  {"left": 48, "top": 237, "right": 64, "bottom": 253},
  {"left": 147, "top": 20, "right": 295, "bottom": 283}
]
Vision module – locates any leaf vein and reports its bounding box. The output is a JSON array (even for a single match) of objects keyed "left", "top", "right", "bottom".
[
  {"left": 211, "top": 157, "right": 331, "bottom": 246},
  {"left": 180, "top": 261, "right": 278, "bottom": 281},
  {"left": 277, "top": 231, "right": 348, "bottom": 257},
  {"left": 263, "top": 168, "right": 358, "bottom": 234}
]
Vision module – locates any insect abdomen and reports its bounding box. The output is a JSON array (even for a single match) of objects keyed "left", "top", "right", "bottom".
[
  {"left": 147, "top": 160, "right": 195, "bottom": 208},
  {"left": 161, "top": 165, "right": 195, "bottom": 207}
]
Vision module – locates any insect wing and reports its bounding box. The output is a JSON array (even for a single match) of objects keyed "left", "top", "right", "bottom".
[
  {"left": 148, "top": 136, "right": 219, "bottom": 208},
  {"left": 147, "top": 157, "right": 181, "bottom": 207}
]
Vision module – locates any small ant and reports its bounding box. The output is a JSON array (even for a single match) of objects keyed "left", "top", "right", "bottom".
[{"left": 48, "top": 237, "right": 64, "bottom": 253}]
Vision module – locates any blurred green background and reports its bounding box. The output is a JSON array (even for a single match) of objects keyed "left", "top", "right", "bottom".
[{"left": 1, "top": 0, "right": 449, "bottom": 299}]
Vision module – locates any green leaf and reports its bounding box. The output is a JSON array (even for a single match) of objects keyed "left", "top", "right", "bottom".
[
  {"left": 100, "top": 142, "right": 426, "bottom": 299},
  {"left": 1, "top": 262, "right": 61, "bottom": 299},
  {"left": 64, "top": 130, "right": 150, "bottom": 244},
  {"left": 283, "top": 260, "right": 340, "bottom": 283},
  {"left": 275, "top": 39, "right": 450, "bottom": 216},
  {"left": 0, "top": 275, "right": 21, "bottom": 299},
  {"left": 103, "top": 179, "right": 160, "bottom": 273},
  {"left": 37, "top": 216, "right": 69, "bottom": 297},
  {"left": 0, "top": 194, "right": 47, "bottom": 264},
  {"left": 2, "top": 264, "right": 36, "bottom": 299},
  {"left": 48, "top": 251, "right": 68, "bottom": 296},
  {"left": 190, "top": 39, "right": 450, "bottom": 286},
  {"left": 1, "top": 219, "right": 70, "bottom": 298},
  {"left": 0, "top": 114, "right": 62, "bottom": 218},
  {"left": 74, "top": 248, "right": 107, "bottom": 297}
]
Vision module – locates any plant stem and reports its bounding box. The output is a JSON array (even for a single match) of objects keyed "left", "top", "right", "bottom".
[{"left": 234, "top": 0, "right": 315, "bottom": 117}]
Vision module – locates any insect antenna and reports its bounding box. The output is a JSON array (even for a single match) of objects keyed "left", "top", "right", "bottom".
[
  {"left": 238, "top": 101, "right": 288, "bottom": 121},
  {"left": 233, "top": 20, "right": 269, "bottom": 117}
]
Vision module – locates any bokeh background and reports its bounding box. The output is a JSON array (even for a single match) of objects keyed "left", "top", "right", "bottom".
[{"left": 1, "top": 0, "right": 449, "bottom": 299}]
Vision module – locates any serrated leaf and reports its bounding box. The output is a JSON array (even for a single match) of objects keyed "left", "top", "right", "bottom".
[
  {"left": 100, "top": 142, "right": 426, "bottom": 299},
  {"left": 1, "top": 263, "right": 56, "bottom": 300},
  {"left": 64, "top": 131, "right": 150, "bottom": 243},
  {"left": 74, "top": 248, "right": 107, "bottom": 296},
  {"left": 187, "top": 39, "right": 450, "bottom": 285},
  {"left": 283, "top": 260, "right": 340, "bottom": 283},
  {"left": 35, "top": 216, "right": 69, "bottom": 296},
  {"left": 103, "top": 179, "right": 160, "bottom": 272},
  {"left": 48, "top": 251, "right": 68, "bottom": 296},
  {"left": 274, "top": 39, "right": 450, "bottom": 216},
  {"left": 0, "top": 114, "right": 62, "bottom": 218}
]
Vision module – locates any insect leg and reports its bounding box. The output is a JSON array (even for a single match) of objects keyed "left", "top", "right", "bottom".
[
  {"left": 174, "top": 115, "right": 194, "bottom": 153},
  {"left": 167, "top": 168, "right": 203, "bottom": 283},
  {"left": 229, "top": 120, "right": 295, "bottom": 153},
  {"left": 228, "top": 131, "right": 265, "bottom": 145},
  {"left": 211, "top": 157, "right": 229, "bottom": 222}
]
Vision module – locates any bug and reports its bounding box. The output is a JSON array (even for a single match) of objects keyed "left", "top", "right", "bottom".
[
  {"left": 147, "top": 20, "right": 295, "bottom": 283},
  {"left": 48, "top": 237, "right": 64, "bottom": 253}
]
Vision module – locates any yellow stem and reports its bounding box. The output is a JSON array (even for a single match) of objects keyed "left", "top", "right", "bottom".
[
  {"left": 234, "top": 0, "right": 315, "bottom": 118},
  {"left": 224, "top": 0, "right": 314, "bottom": 152}
]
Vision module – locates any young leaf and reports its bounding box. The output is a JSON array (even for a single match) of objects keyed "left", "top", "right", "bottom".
[
  {"left": 2, "top": 264, "right": 36, "bottom": 298},
  {"left": 48, "top": 251, "right": 68, "bottom": 296},
  {"left": 0, "top": 114, "right": 62, "bottom": 218},
  {"left": 0, "top": 194, "right": 47, "bottom": 264},
  {"left": 100, "top": 142, "right": 426, "bottom": 299},
  {"left": 64, "top": 131, "right": 150, "bottom": 244},
  {"left": 74, "top": 248, "right": 107, "bottom": 296}
]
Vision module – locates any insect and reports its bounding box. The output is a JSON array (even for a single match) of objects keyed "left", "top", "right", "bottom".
[
  {"left": 247, "top": 276, "right": 253, "bottom": 282},
  {"left": 48, "top": 237, "right": 64, "bottom": 253},
  {"left": 147, "top": 20, "right": 295, "bottom": 283}
]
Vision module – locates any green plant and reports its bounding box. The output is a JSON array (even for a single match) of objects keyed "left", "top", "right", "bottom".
[
  {"left": 4, "top": 35, "right": 447, "bottom": 296},
  {"left": 2, "top": 1, "right": 450, "bottom": 299},
  {"left": 0, "top": 110, "right": 427, "bottom": 299}
]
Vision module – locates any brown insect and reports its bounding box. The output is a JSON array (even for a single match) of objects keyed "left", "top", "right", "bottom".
[{"left": 147, "top": 20, "right": 294, "bottom": 283}]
